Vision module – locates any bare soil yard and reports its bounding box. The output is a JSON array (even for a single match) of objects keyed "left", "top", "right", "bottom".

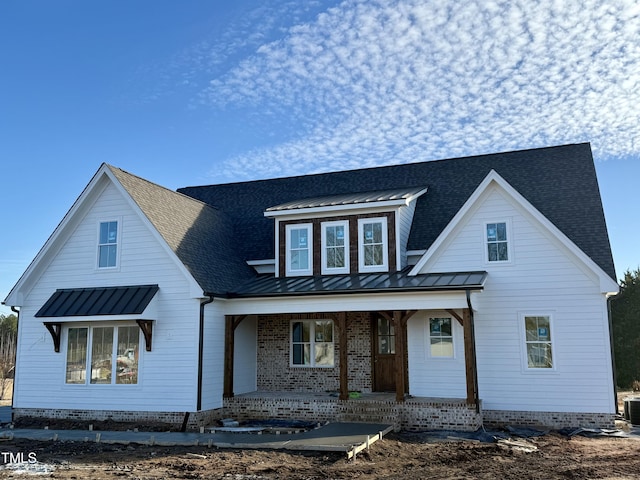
[{"left": 0, "top": 431, "right": 639, "bottom": 479}]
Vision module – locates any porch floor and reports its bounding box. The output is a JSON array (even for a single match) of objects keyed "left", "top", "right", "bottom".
[{"left": 232, "top": 390, "right": 472, "bottom": 405}]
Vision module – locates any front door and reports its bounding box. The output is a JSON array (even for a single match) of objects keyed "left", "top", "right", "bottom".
[{"left": 373, "top": 315, "right": 396, "bottom": 392}]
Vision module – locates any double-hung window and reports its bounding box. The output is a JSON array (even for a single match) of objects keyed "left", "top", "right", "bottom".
[
  {"left": 98, "top": 220, "right": 119, "bottom": 268},
  {"left": 429, "top": 317, "right": 454, "bottom": 357},
  {"left": 358, "top": 217, "right": 388, "bottom": 272},
  {"left": 523, "top": 315, "right": 553, "bottom": 369},
  {"left": 486, "top": 221, "right": 509, "bottom": 262},
  {"left": 66, "top": 325, "right": 140, "bottom": 385},
  {"left": 321, "top": 220, "right": 349, "bottom": 274},
  {"left": 286, "top": 223, "right": 312, "bottom": 276},
  {"left": 291, "top": 320, "right": 334, "bottom": 367}
]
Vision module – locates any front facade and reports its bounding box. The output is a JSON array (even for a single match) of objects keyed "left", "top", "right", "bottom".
[{"left": 4, "top": 143, "right": 619, "bottom": 430}]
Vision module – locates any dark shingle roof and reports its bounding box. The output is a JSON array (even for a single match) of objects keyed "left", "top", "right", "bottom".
[
  {"left": 178, "top": 143, "right": 616, "bottom": 281},
  {"left": 108, "top": 166, "right": 254, "bottom": 295}
]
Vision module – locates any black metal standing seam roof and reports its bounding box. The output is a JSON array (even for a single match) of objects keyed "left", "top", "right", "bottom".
[
  {"left": 227, "top": 270, "right": 487, "bottom": 298},
  {"left": 35, "top": 285, "right": 159, "bottom": 317}
]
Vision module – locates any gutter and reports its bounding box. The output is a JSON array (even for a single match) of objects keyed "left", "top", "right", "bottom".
[
  {"left": 465, "top": 289, "right": 481, "bottom": 414},
  {"left": 196, "top": 296, "right": 214, "bottom": 413}
]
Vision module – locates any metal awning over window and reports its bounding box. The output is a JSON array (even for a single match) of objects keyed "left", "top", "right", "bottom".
[
  {"left": 35, "top": 285, "right": 159, "bottom": 318},
  {"left": 227, "top": 270, "right": 487, "bottom": 298}
]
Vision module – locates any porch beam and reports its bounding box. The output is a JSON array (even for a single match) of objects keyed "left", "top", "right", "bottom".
[
  {"left": 446, "top": 309, "right": 464, "bottom": 326},
  {"left": 463, "top": 308, "right": 479, "bottom": 406},
  {"left": 337, "top": 312, "right": 349, "bottom": 401},
  {"left": 223, "top": 315, "right": 246, "bottom": 398}
]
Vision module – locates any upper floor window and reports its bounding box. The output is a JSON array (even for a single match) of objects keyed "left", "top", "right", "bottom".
[
  {"left": 486, "top": 221, "right": 509, "bottom": 262},
  {"left": 286, "top": 223, "right": 312, "bottom": 276},
  {"left": 98, "top": 221, "right": 118, "bottom": 268},
  {"left": 321, "top": 220, "right": 349, "bottom": 275},
  {"left": 358, "top": 218, "right": 388, "bottom": 272}
]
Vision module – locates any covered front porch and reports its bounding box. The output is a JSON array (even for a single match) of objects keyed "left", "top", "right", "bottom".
[{"left": 219, "top": 271, "right": 486, "bottom": 431}]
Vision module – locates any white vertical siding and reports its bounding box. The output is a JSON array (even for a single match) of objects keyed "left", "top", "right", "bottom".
[
  {"left": 415, "top": 185, "right": 615, "bottom": 413},
  {"left": 408, "top": 310, "right": 466, "bottom": 398},
  {"left": 14, "top": 182, "right": 201, "bottom": 412},
  {"left": 233, "top": 316, "right": 257, "bottom": 395}
]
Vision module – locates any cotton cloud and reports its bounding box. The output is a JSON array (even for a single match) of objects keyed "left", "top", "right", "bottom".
[{"left": 203, "top": 0, "right": 640, "bottom": 180}]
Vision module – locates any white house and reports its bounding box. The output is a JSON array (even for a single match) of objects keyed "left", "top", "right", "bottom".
[{"left": 3, "top": 143, "right": 619, "bottom": 430}]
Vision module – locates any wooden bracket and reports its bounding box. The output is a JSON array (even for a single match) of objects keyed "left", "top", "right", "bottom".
[
  {"left": 136, "top": 320, "right": 154, "bottom": 352},
  {"left": 43, "top": 322, "right": 62, "bottom": 353},
  {"left": 446, "top": 309, "right": 465, "bottom": 326}
]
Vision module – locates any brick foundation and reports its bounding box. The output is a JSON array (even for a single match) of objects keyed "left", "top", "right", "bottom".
[
  {"left": 482, "top": 409, "right": 615, "bottom": 429},
  {"left": 12, "top": 407, "right": 219, "bottom": 429}
]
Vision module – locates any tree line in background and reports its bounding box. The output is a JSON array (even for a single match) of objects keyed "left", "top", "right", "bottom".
[
  {"left": 612, "top": 268, "right": 640, "bottom": 390},
  {"left": 0, "top": 313, "right": 17, "bottom": 400}
]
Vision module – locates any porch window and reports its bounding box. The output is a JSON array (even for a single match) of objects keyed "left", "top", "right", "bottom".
[
  {"left": 429, "top": 317, "right": 453, "bottom": 357},
  {"left": 291, "top": 320, "right": 334, "bottom": 367},
  {"left": 358, "top": 218, "right": 388, "bottom": 272},
  {"left": 65, "top": 325, "right": 140, "bottom": 384},
  {"left": 524, "top": 315, "right": 553, "bottom": 369},
  {"left": 486, "top": 221, "right": 509, "bottom": 262},
  {"left": 321, "top": 220, "right": 349, "bottom": 274},
  {"left": 285, "top": 223, "right": 313, "bottom": 276},
  {"left": 98, "top": 220, "right": 119, "bottom": 268}
]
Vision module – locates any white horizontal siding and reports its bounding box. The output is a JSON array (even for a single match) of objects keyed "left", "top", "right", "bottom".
[
  {"left": 408, "top": 311, "right": 466, "bottom": 398},
  {"left": 233, "top": 316, "right": 257, "bottom": 395},
  {"left": 397, "top": 201, "right": 417, "bottom": 269},
  {"left": 415, "top": 185, "right": 614, "bottom": 414},
  {"left": 200, "top": 301, "right": 226, "bottom": 411},
  {"left": 14, "top": 182, "right": 201, "bottom": 412}
]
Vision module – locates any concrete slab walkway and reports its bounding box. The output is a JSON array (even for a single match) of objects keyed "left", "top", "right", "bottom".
[{"left": 0, "top": 422, "right": 394, "bottom": 459}]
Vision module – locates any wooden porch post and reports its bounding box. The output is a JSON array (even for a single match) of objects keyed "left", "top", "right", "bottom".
[
  {"left": 224, "top": 315, "right": 246, "bottom": 398},
  {"left": 393, "top": 311, "right": 406, "bottom": 402},
  {"left": 463, "top": 308, "right": 479, "bottom": 406},
  {"left": 337, "top": 312, "right": 349, "bottom": 401}
]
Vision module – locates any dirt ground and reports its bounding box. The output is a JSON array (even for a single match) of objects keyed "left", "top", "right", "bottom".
[
  {"left": 0, "top": 391, "right": 637, "bottom": 479},
  {"left": 0, "top": 432, "right": 639, "bottom": 479}
]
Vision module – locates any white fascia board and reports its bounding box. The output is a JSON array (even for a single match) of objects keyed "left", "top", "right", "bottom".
[
  {"left": 246, "top": 259, "right": 276, "bottom": 266},
  {"left": 263, "top": 194, "right": 426, "bottom": 219},
  {"left": 409, "top": 170, "right": 619, "bottom": 294},
  {"left": 218, "top": 290, "right": 471, "bottom": 316},
  {"left": 4, "top": 165, "right": 112, "bottom": 307}
]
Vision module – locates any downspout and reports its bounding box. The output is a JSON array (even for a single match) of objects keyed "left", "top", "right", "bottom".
[
  {"left": 10, "top": 307, "right": 19, "bottom": 418},
  {"left": 197, "top": 295, "right": 215, "bottom": 413},
  {"left": 465, "top": 289, "right": 481, "bottom": 414},
  {"left": 607, "top": 295, "right": 618, "bottom": 415}
]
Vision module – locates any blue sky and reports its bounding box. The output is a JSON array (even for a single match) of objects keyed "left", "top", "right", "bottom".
[{"left": 1, "top": 0, "right": 639, "bottom": 314}]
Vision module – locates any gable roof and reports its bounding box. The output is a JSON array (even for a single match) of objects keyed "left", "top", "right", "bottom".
[
  {"left": 107, "top": 166, "right": 254, "bottom": 295},
  {"left": 179, "top": 143, "right": 616, "bottom": 281}
]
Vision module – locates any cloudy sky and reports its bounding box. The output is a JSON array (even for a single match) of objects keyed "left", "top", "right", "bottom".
[{"left": 1, "top": 0, "right": 639, "bottom": 313}]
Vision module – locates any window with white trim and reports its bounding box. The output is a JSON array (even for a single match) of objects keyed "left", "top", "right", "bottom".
[
  {"left": 486, "top": 221, "right": 509, "bottom": 262},
  {"left": 291, "top": 320, "right": 334, "bottom": 367},
  {"left": 358, "top": 217, "right": 388, "bottom": 272},
  {"left": 98, "top": 221, "right": 119, "bottom": 268},
  {"left": 524, "top": 315, "right": 553, "bottom": 369},
  {"left": 285, "top": 223, "right": 313, "bottom": 276},
  {"left": 65, "top": 325, "right": 140, "bottom": 384},
  {"left": 321, "top": 220, "right": 349, "bottom": 274},
  {"left": 428, "top": 317, "right": 454, "bottom": 357}
]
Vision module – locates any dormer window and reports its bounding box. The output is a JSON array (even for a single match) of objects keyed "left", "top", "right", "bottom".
[
  {"left": 321, "top": 220, "right": 349, "bottom": 275},
  {"left": 98, "top": 220, "right": 119, "bottom": 268},
  {"left": 286, "top": 223, "right": 313, "bottom": 276},
  {"left": 358, "top": 217, "right": 388, "bottom": 272}
]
